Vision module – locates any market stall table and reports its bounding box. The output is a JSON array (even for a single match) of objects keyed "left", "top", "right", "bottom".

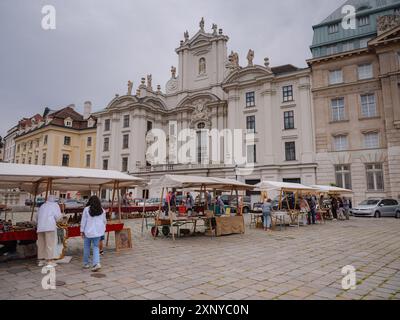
[{"left": 150, "top": 175, "right": 255, "bottom": 240}]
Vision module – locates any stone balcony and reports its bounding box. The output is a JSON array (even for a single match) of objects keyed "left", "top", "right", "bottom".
[{"left": 135, "top": 163, "right": 228, "bottom": 173}]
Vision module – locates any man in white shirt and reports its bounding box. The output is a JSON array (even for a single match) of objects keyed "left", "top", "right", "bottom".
[{"left": 34, "top": 195, "right": 63, "bottom": 267}]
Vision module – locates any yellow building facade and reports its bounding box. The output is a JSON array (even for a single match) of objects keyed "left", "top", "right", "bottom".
[{"left": 14, "top": 105, "right": 97, "bottom": 169}]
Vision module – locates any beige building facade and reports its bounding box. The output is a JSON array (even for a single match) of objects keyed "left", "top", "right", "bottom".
[{"left": 309, "top": 2, "right": 400, "bottom": 204}]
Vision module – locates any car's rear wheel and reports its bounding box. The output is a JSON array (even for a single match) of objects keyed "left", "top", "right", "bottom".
[
  {"left": 374, "top": 211, "right": 381, "bottom": 218},
  {"left": 396, "top": 211, "right": 400, "bottom": 219}
]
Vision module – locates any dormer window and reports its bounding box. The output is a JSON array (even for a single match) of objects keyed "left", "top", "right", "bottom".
[
  {"left": 88, "top": 118, "right": 95, "bottom": 128},
  {"left": 64, "top": 117, "right": 73, "bottom": 127},
  {"left": 358, "top": 15, "right": 370, "bottom": 27},
  {"left": 199, "top": 58, "right": 206, "bottom": 75},
  {"left": 328, "top": 23, "right": 339, "bottom": 34}
]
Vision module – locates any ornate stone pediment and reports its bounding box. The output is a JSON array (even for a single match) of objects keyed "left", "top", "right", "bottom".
[
  {"left": 106, "top": 95, "right": 139, "bottom": 110},
  {"left": 369, "top": 23, "right": 400, "bottom": 46},
  {"left": 222, "top": 65, "right": 273, "bottom": 86},
  {"left": 377, "top": 14, "right": 400, "bottom": 36}
]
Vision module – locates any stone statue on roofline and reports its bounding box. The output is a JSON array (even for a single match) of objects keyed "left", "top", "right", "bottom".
[
  {"left": 147, "top": 74, "right": 152, "bottom": 90},
  {"left": 184, "top": 30, "right": 189, "bottom": 41},
  {"left": 228, "top": 51, "right": 240, "bottom": 70},
  {"left": 212, "top": 23, "right": 218, "bottom": 35},
  {"left": 199, "top": 17, "right": 205, "bottom": 31},
  {"left": 127, "top": 80, "right": 133, "bottom": 95},
  {"left": 247, "top": 49, "right": 254, "bottom": 67},
  {"left": 171, "top": 66, "right": 177, "bottom": 79}
]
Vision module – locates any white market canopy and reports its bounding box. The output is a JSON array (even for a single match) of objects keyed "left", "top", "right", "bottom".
[
  {"left": 255, "top": 181, "right": 317, "bottom": 192},
  {"left": 155, "top": 175, "right": 255, "bottom": 191},
  {"left": 0, "top": 163, "right": 144, "bottom": 193},
  {"left": 310, "top": 185, "right": 353, "bottom": 194}
]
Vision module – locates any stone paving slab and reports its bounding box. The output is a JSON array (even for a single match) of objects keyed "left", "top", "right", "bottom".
[{"left": 1, "top": 217, "right": 399, "bottom": 300}]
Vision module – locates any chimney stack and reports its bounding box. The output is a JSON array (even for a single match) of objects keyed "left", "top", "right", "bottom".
[{"left": 84, "top": 101, "right": 92, "bottom": 119}]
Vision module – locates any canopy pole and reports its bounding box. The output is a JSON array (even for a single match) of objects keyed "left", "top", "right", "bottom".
[
  {"left": 30, "top": 183, "right": 39, "bottom": 221},
  {"left": 235, "top": 188, "right": 239, "bottom": 215},
  {"left": 153, "top": 187, "right": 165, "bottom": 239},
  {"left": 279, "top": 190, "right": 283, "bottom": 211},
  {"left": 44, "top": 178, "right": 51, "bottom": 202},
  {"left": 167, "top": 188, "right": 174, "bottom": 241},
  {"left": 141, "top": 193, "right": 147, "bottom": 235},
  {"left": 117, "top": 181, "right": 122, "bottom": 222},
  {"left": 285, "top": 190, "right": 291, "bottom": 211},
  {"left": 204, "top": 185, "right": 208, "bottom": 211},
  {"left": 110, "top": 181, "right": 116, "bottom": 221}
]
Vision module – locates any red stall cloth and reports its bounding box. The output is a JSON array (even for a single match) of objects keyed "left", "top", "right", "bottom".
[
  {"left": 0, "top": 223, "right": 125, "bottom": 242},
  {"left": 0, "top": 230, "right": 37, "bottom": 242},
  {"left": 67, "top": 223, "right": 125, "bottom": 238}
]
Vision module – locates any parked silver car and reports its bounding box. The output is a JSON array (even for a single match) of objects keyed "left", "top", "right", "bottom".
[{"left": 351, "top": 199, "right": 400, "bottom": 218}]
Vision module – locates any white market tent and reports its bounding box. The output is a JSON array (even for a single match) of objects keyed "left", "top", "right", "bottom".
[
  {"left": 0, "top": 163, "right": 144, "bottom": 220},
  {"left": 255, "top": 181, "right": 317, "bottom": 211},
  {"left": 0, "top": 163, "right": 144, "bottom": 193},
  {"left": 156, "top": 175, "right": 254, "bottom": 191},
  {"left": 255, "top": 181, "right": 316, "bottom": 192},
  {"left": 309, "top": 185, "right": 353, "bottom": 195}
]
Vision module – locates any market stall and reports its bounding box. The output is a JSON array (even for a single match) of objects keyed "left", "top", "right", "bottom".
[
  {"left": 0, "top": 163, "right": 144, "bottom": 260},
  {"left": 148, "top": 175, "right": 254, "bottom": 240},
  {"left": 255, "top": 181, "right": 317, "bottom": 228},
  {"left": 310, "top": 185, "right": 353, "bottom": 220}
]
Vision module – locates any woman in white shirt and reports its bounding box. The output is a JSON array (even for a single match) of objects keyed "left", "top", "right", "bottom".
[
  {"left": 80, "top": 196, "right": 106, "bottom": 272},
  {"left": 35, "top": 195, "right": 63, "bottom": 267}
]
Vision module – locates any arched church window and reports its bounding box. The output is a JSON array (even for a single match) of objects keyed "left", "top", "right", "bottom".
[{"left": 199, "top": 58, "right": 206, "bottom": 75}]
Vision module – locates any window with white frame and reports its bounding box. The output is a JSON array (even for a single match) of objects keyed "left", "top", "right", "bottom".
[
  {"left": 364, "top": 132, "right": 379, "bottom": 149},
  {"left": 358, "top": 64, "right": 373, "bottom": 80},
  {"left": 333, "top": 135, "right": 348, "bottom": 151},
  {"left": 361, "top": 94, "right": 377, "bottom": 118},
  {"left": 103, "top": 137, "right": 110, "bottom": 152},
  {"left": 282, "top": 85, "right": 294, "bottom": 102},
  {"left": 366, "top": 163, "right": 384, "bottom": 191},
  {"left": 104, "top": 119, "right": 111, "bottom": 131},
  {"left": 102, "top": 159, "right": 109, "bottom": 170},
  {"left": 122, "top": 134, "right": 129, "bottom": 149},
  {"left": 328, "top": 24, "right": 339, "bottom": 34},
  {"left": 342, "top": 41, "right": 354, "bottom": 52},
  {"left": 359, "top": 38, "right": 371, "bottom": 48},
  {"left": 246, "top": 116, "right": 256, "bottom": 133},
  {"left": 246, "top": 92, "right": 256, "bottom": 107},
  {"left": 86, "top": 154, "right": 91, "bottom": 168},
  {"left": 331, "top": 98, "right": 345, "bottom": 122},
  {"left": 358, "top": 16, "right": 370, "bottom": 26},
  {"left": 327, "top": 45, "right": 338, "bottom": 55},
  {"left": 285, "top": 142, "right": 296, "bottom": 161},
  {"left": 329, "top": 70, "right": 343, "bottom": 85},
  {"left": 335, "top": 165, "right": 352, "bottom": 190},
  {"left": 247, "top": 144, "right": 256, "bottom": 164},
  {"left": 122, "top": 157, "right": 128, "bottom": 172},
  {"left": 123, "top": 115, "right": 130, "bottom": 128}
]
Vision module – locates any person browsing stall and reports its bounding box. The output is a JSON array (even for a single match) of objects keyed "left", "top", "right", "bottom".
[
  {"left": 80, "top": 196, "right": 106, "bottom": 272},
  {"left": 35, "top": 195, "right": 63, "bottom": 267},
  {"left": 262, "top": 198, "right": 272, "bottom": 232}
]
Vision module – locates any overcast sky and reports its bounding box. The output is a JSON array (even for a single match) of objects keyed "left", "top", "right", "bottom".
[{"left": 0, "top": 0, "right": 345, "bottom": 137}]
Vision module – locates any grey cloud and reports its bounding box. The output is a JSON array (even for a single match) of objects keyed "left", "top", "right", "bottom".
[{"left": 0, "top": 0, "right": 345, "bottom": 137}]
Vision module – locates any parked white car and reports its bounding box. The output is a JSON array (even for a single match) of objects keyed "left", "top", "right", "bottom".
[{"left": 351, "top": 199, "right": 400, "bottom": 218}]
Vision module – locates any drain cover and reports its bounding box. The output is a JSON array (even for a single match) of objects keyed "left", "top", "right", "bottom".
[
  {"left": 91, "top": 273, "right": 106, "bottom": 278},
  {"left": 56, "top": 280, "right": 66, "bottom": 286}
]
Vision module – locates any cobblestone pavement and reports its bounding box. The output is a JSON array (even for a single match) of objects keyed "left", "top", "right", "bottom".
[{"left": 1, "top": 217, "right": 400, "bottom": 300}]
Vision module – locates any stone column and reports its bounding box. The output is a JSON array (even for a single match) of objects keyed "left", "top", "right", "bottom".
[{"left": 261, "top": 83, "right": 275, "bottom": 165}]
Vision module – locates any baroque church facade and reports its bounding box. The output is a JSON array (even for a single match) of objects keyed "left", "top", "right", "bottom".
[{"left": 94, "top": 19, "right": 316, "bottom": 198}]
